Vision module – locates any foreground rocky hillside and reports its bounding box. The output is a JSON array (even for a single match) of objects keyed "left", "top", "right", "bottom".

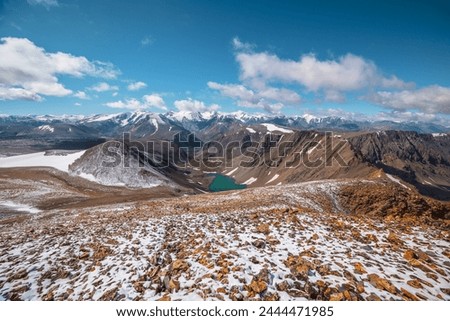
[{"left": 0, "top": 179, "right": 448, "bottom": 301}]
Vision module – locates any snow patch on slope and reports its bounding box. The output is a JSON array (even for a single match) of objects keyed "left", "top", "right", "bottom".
[
  {"left": 37, "top": 125, "right": 54, "bottom": 133},
  {"left": 0, "top": 201, "right": 41, "bottom": 214},
  {"left": 386, "top": 174, "right": 410, "bottom": 190},
  {"left": 150, "top": 118, "right": 159, "bottom": 135},
  {"left": 302, "top": 114, "right": 317, "bottom": 123},
  {"left": 266, "top": 174, "right": 280, "bottom": 184},
  {"left": 261, "top": 123, "right": 293, "bottom": 134},
  {"left": 225, "top": 168, "right": 238, "bottom": 176},
  {"left": 243, "top": 177, "right": 257, "bottom": 185}
]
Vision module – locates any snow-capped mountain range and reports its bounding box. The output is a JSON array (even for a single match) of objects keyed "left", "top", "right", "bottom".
[{"left": 0, "top": 110, "right": 448, "bottom": 141}]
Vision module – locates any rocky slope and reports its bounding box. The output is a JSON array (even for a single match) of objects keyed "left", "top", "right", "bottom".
[
  {"left": 0, "top": 179, "right": 448, "bottom": 301},
  {"left": 347, "top": 131, "right": 450, "bottom": 200},
  {"left": 69, "top": 140, "right": 196, "bottom": 189},
  {"left": 198, "top": 130, "right": 450, "bottom": 200}
]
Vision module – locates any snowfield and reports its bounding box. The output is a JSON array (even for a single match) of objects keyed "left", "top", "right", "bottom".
[
  {"left": 0, "top": 148, "right": 174, "bottom": 189},
  {"left": 0, "top": 150, "right": 85, "bottom": 173}
]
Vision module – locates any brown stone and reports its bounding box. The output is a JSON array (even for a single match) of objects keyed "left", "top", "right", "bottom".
[
  {"left": 10, "top": 269, "right": 28, "bottom": 280},
  {"left": 264, "top": 292, "right": 280, "bottom": 301},
  {"left": 441, "top": 288, "right": 450, "bottom": 295},
  {"left": 404, "top": 249, "right": 417, "bottom": 261},
  {"left": 42, "top": 290, "right": 54, "bottom": 301},
  {"left": 366, "top": 293, "right": 381, "bottom": 301},
  {"left": 256, "top": 224, "right": 270, "bottom": 234},
  {"left": 378, "top": 278, "right": 397, "bottom": 294},
  {"left": 252, "top": 239, "right": 266, "bottom": 248},
  {"left": 287, "top": 289, "right": 308, "bottom": 298},
  {"left": 329, "top": 292, "right": 344, "bottom": 301},
  {"left": 365, "top": 234, "right": 378, "bottom": 243},
  {"left": 172, "top": 259, "right": 190, "bottom": 272},
  {"left": 407, "top": 279, "right": 422, "bottom": 289},
  {"left": 401, "top": 288, "right": 419, "bottom": 301},
  {"left": 99, "top": 287, "right": 119, "bottom": 300},
  {"left": 356, "top": 282, "right": 365, "bottom": 293},
  {"left": 416, "top": 250, "right": 431, "bottom": 262},
  {"left": 368, "top": 273, "right": 397, "bottom": 294},
  {"left": 147, "top": 267, "right": 160, "bottom": 280},
  {"left": 416, "top": 292, "right": 429, "bottom": 300},
  {"left": 316, "top": 280, "right": 326, "bottom": 288},
  {"left": 295, "top": 264, "right": 310, "bottom": 276},
  {"left": 276, "top": 281, "right": 290, "bottom": 292},
  {"left": 249, "top": 280, "right": 268, "bottom": 294},
  {"left": 432, "top": 266, "right": 447, "bottom": 276},
  {"left": 408, "top": 259, "right": 433, "bottom": 273},
  {"left": 387, "top": 232, "right": 402, "bottom": 244},
  {"left": 133, "top": 281, "right": 146, "bottom": 293},
  {"left": 343, "top": 290, "right": 352, "bottom": 301},
  {"left": 415, "top": 277, "right": 433, "bottom": 287},
  {"left": 354, "top": 262, "right": 367, "bottom": 274},
  {"left": 426, "top": 273, "right": 438, "bottom": 281},
  {"left": 169, "top": 279, "right": 180, "bottom": 292},
  {"left": 92, "top": 244, "right": 111, "bottom": 262}
]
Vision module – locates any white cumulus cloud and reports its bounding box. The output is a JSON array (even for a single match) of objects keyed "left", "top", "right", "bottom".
[
  {"left": 208, "top": 39, "right": 421, "bottom": 113},
  {"left": 143, "top": 94, "right": 167, "bottom": 110},
  {"left": 174, "top": 98, "right": 220, "bottom": 112},
  {"left": 207, "top": 81, "right": 299, "bottom": 113},
  {"left": 89, "top": 82, "right": 119, "bottom": 92},
  {"left": 127, "top": 81, "right": 147, "bottom": 91},
  {"left": 105, "top": 99, "right": 143, "bottom": 110},
  {"left": 27, "top": 0, "right": 58, "bottom": 8},
  {"left": 231, "top": 37, "right": 255, "bottom": 52},
  {"left": 0, "top": 37, "right": 119, "bottom": 101},
  {"left": 367, "top": 85, "right": 450, "bottom": 114},
  {"left": 372, "top": 110, "right": 449, "bottom": 124},
  {"left": 105, "top": 93, "right": 167, "bottom": 111},
  {"left": 73, "top": 91, "right": 89, "bottom": 100},
  {"left": 236, "top": 52, "right": 412, "bottom": 93},
  {"left": 0, "top": 86, "right": 42, "bottom": 101}
]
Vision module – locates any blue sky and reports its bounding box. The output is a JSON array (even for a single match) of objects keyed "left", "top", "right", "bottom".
[{"left": 0, "top": 0, "right": 449, "bottom": 123}]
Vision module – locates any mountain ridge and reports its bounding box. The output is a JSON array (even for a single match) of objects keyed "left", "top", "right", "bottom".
[{"left": 1, "top": 110, "right": 448, "bottom": 135}]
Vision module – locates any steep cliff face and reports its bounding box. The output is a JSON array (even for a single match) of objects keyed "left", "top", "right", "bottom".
[{"left": 346, "top": 131, "right": 450, "bottom": 200}]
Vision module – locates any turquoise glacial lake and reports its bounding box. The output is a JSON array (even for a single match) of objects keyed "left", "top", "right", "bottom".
[{"left": 208, "top": 174, "right": 246, "bottom": 192}]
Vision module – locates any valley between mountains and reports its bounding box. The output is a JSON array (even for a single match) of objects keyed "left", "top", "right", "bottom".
[{"left": 0, "top": 111, "right": 449, "bottom": 301}]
